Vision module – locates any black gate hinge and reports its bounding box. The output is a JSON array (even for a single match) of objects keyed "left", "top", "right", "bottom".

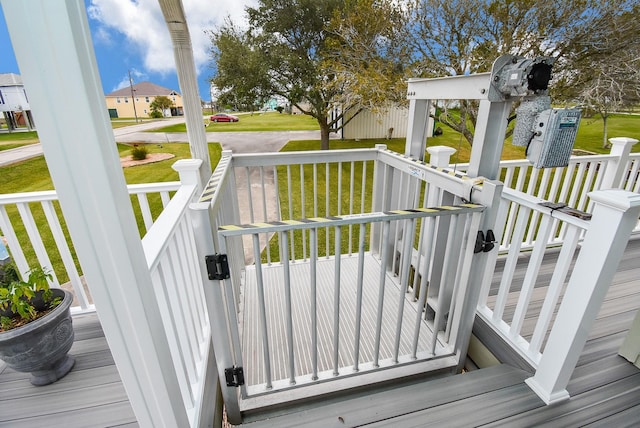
[
  {"left": 474, "top": 230, "right": 496, "bottom": 254},
  {"left": 225, "top": 366, "right": 245, "bottom": 387},
  {"left": 205, "top": 254, "right": 230, "bottom": 280}
]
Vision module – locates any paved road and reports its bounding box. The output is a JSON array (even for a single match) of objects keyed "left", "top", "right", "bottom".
[{"left": 0, "top": 118, "right": 328, "bottom": 166}]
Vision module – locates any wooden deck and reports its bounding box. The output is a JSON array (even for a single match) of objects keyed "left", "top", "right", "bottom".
[
  {"left": 1, "top": 238, "right": 639, "bottom": 427},
  {"left": 0, "top": 313, "right": 138, "bottom": 428},
  {"left": 240, "top": 254, "right": 443, "bottom": 390}
]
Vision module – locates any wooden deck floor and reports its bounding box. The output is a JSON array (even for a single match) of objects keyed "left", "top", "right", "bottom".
[
  {"left": 0, "top": 313, "right": 138, "bottom": 427},
  {"left": 240, "top": 254, "right": 443, "bottom": 391},
  {"left": 1, "top": 238, "right": 639, "bottom": 427}
]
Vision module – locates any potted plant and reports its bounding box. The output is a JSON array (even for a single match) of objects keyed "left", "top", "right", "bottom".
[{"left": 0, "top": 264, "right": 75, "bottom": 385}]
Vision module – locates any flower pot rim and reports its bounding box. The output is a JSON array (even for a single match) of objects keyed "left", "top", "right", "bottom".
[{"left": 0, "top": 288, "right": 73, "bottom": 339}]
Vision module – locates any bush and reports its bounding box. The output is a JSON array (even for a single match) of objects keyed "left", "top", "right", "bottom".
[
  {"left": 275, "top": 106, "right": 284, "bottom": 114},
  {"left": 149, "top": 110, "right": 164, "bottom": 119},
  {"left": 131, "top": 145, "right": 148, "bottom": 161}
]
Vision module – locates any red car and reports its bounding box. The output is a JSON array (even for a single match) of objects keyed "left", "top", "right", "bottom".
[{"left": 210, "top": 113, "right": 239, "bottom": 122}]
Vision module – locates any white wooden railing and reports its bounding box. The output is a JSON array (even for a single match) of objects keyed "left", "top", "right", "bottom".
[
  {"left": 140, "top": 160, "right": 217, "bottom": 427},
  {"left": 452, "top": 137, "right": 640, "bottom": 248},
  {"left": 476, "top": 186, "right": 640, "bottom": 404},
  {"left": 0, "top": 181, "right": 180, "bottom": 312},
  {"left": 191, "top": 146, "right": 499, "bottom": 423}
]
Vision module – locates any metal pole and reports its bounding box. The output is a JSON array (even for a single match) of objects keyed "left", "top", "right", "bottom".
[{"left": 128, "top": 69, "right": 139, "bottom": 123}]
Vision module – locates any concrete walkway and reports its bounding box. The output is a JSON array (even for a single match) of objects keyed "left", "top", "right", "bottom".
[{"left": 0, "top": 118, "right": 327, "bottom": 166}]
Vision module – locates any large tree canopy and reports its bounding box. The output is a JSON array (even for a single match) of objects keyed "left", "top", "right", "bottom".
[
  {"left": 209, "top": 0, "right": 403, "bottom": 149},
  {"left": 209, "top": 0, "right": 640, "bottom": 148}
]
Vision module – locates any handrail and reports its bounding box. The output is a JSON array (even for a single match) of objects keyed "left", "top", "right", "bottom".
[{"left": 218, "top": 203, "right": 484, "bottom": 236}]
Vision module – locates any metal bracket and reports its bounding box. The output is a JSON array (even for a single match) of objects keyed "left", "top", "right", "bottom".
[
  {"left": 205, "top": 254, "right": 230, "bottom": 280},
  {"left": 225, "top": 366, "right": 245, "bottom": 387},
  {"left": 474, "top": 230, "right": 496, "bottom": 253}
]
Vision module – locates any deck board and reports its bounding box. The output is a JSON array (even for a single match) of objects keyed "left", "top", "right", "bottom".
[
  {"left": 0, "top": 313, "right": 138, "bottom": 428},
  {"left": 241, "top": 254, "right": 442, "bottom": 389},
  {"left": 1, "top": 238, "right": 639, "bottom": 427}
]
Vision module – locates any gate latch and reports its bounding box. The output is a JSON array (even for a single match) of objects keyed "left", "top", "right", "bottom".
[
  {"left": 205, "top": 254, "right": 230, "bottom": 280},
  {"left": 474, "top": 230, "right": 496, "bottom": 253}
]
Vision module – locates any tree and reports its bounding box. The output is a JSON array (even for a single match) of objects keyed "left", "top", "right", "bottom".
[
  {"left": 405, "top": 0, "right": 633, "bottom": 145},
  {"left": 322, "top": 0, "right": 410, "bottom": 113},
  {"left": 552, "top": 3, "right": 640, "bottom": 147},
  {"left": 149, "top": 95, "right": 173, "bottom": 117},
  {"left": 209, "top": 0, "right": 405, "bottom": 149}
]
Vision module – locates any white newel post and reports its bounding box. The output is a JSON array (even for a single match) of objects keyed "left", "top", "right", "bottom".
[
  {"left": 525, "top": 189, "right": 640, "bottom": 404},
  {"left": 599, "top": 137, "right": 637, "bottom": 190},
  {"left": 427, "top": 146, "right": 456, "bottom": 168},
  {"left": 2, "top": 1, "right": 189, "bottom": 426},
  {"left": 172, "top": 159, "right": 204, "bottom": 193}
]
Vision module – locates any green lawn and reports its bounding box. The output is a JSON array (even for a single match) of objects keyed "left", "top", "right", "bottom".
[
  {"left": 574, "top": 114, "right": 640, "bottom": 153},
  {"left": 0, "top": 131, "right": 39, "bottom": 151},
  {"left": 0, "top": 143, "right": 222, "bottom": 284},
  {"left": 152, "top": 111, "right": 320, "bottom": 133}
]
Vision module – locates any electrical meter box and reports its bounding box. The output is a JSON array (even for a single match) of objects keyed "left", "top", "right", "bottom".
[{"left": 526, "top": 108, "right": 581, "bottom": 168}]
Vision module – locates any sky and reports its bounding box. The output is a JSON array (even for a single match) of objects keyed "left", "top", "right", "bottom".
[{"left": 0, "top": 0, "right": 256, "bottom": 101}]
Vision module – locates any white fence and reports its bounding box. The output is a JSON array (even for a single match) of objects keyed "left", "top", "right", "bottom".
[
  {"left": 451, "top": 137, "right": 640, "bottom": 249},
  {"left": 0, "top": 181, "right": 180, "bottom": 312}
]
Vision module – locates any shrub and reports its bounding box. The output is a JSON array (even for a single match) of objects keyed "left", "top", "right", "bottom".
[
  {"left": 149, "top": 110, "right": 164, "bottom": 119},
  {"left": 131, "top": 145, "right": 148, "bottom": 161}
]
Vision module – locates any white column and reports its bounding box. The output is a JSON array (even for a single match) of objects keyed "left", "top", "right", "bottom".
[
  {"left": 404, "top": 99, "right": 431, "bottom": 160},
  {"left": 159, "top": 0, "right": 212, "bottom": 185},
  {"left": 1, "top": 1, "right": 188, "bottom": 426},
  {"left": 427, "top": 146, "right": 456, "bottom": 168},
  {"left": 599, "top": 137, "right": 637, "bottom": 190},
  {"left": 467, "top": 100, "right": 512, "bottom": 180},
  {"left": 526, "top": 189, "right": 640, "bottom": 404}
]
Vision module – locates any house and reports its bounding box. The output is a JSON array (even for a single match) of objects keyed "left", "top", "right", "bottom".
[
  {"left": 105, "top": 81, "right": 184, "bottom": 119},
  {"left": 0, "top": 73, "right": 35, "bottom": 130},
  {"left": 2, "top": 1, "right": 640, "bottom": 427}
]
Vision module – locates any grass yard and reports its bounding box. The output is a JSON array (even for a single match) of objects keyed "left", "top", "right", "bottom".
[
  {"left": 574, "top": 114, "right": 640, "bottom": 153},
  {"left": 153, "top": 111, "right": 320, "bottom": 133},
  {"left": 0, "top": 143, "right": 222, "bottom": 284},
  {"left": 0, "top": 131, "right": 39, "bottom": 151}
]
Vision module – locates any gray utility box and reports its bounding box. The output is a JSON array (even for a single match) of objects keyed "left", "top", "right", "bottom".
[{"left": 526, "top": 108, "right": 581, "bottom": 168}]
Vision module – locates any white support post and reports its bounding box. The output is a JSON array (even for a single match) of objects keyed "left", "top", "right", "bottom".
[
  {"left": 599, "top": 137, "right": 637, "bottom": 190},
  {"left": 190, "top": 202, "right": 242, "bottom": 425},
  {"left": 2, "top": 1, "right": 189, "bottom": 426},
  {"left": 172, "top": 159, "right": 204, "bottom": 193},
  {"left": 526, "top": 189, "right": 640, "bottom": 404},
  {"left": 467, "top": 100, "right": 513, "bottom": 180},
  {"left": 405, "top": 99, "right": 431, "bottom": 160},
  {"left": 427, "top": 146, "right": 456, "bottom": 168},
  {"left": 158, "top": 0, "right": 212, "bottom": 186}
]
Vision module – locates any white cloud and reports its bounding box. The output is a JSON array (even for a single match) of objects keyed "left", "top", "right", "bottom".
[{"left": 88, "top": 0, "right": 255, "bottom": 75}]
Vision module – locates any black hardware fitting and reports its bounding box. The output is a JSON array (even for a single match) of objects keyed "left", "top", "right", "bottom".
[
  {"left": 474, "top": 230, "right": 496, "bottom": 254},
  {"left": 225, "top": 366, "right": 245, "bottom": 387},
  {"left": 205, "top": 254, "right": 230, "bottom": 280}
]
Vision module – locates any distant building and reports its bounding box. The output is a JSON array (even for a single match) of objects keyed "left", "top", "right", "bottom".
[
  {"left": 0, "top": 73, "right": 35, "bottom": 130},
  {"left": 105, "top": 82, "right": 184, "bottom": 119}
]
